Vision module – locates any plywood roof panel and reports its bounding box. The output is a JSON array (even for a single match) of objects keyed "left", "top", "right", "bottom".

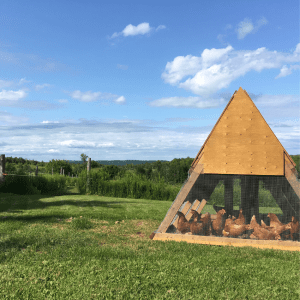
[{"left": 191, "top": 87, "right": 293, "bottom": 175}]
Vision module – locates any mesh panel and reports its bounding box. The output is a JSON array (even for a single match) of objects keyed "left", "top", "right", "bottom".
[{"left": 165, "top": 174, "right": 299, "bottom": 242}]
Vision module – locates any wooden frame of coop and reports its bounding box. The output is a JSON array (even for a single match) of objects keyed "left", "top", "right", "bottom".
[{"left": 150, "top": 88, "right": 300, "bottom": 252}]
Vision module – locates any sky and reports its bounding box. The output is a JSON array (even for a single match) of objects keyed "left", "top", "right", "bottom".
[{"left": 0, "top": 0, "right": 299, "bottom": 163}]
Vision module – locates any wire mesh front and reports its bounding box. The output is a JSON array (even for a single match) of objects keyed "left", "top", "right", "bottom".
[{"left": 165, "top": 174, "right": 299, "bottom": 242}]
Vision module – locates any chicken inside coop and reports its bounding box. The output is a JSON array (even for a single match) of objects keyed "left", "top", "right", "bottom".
[{"left": 171, "top": 205, "right": 299, "bottom": 241}]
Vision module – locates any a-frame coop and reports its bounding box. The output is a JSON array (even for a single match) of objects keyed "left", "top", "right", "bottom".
[{"left": 151, "top": 87, "right": 300, "bottom": 251}]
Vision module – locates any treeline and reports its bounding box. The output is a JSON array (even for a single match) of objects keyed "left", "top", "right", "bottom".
[{"left": 4, "top": 154, "right": 195, "bottom": 186}]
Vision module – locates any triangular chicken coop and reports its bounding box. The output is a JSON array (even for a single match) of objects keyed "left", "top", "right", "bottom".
[{"left": 151, "top": 87, "right": 300, "bottom": 251}]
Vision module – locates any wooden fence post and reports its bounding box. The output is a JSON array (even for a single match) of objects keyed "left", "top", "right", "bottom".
[
  {"left": 52, "top": 167, "right": 53, "bottom": 176},
  {"left": 35, "top": 165, "right": 38, "bottom": 176},
  {"left": 86, "top": 158, "right": 91, "bottom": 193},
  {"left": 68, "top": 172, "right": 70, "bottom": 177},
  {"left": 0, "top": 154, "right": 5, "bottom": 186},
  {"left": 63, "top": 169, "right": 64, "bottom": 176}
]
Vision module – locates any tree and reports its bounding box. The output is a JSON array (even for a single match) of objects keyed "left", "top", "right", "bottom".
[{"left": 80, "top": 153, "right": 88, "bottom": 163}]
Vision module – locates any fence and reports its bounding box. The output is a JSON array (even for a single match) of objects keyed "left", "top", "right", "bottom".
[{"left": 0, "top": 154, "right": 78, "bottom": 186}]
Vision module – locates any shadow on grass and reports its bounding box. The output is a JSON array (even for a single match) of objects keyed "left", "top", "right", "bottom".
[{"left": 0, "top": 190, "right": 143, "bottom": 214}]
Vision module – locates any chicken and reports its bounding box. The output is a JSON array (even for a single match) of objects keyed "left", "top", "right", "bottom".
[
  {"left": 200, "top": 212, "right": 212, "bottom": 236},
  {"left": 272, "top": 223, "right": 292, "bottom": 237},
  {"left": 250, "top": 215, "right": 283, "bottom": 240},
  {"left": 225, "top": 216, "right": 235, "bottom": 227},
  {"left": 212, "top": 209, "right": 226, "bottom": 236},
  {"left": 190, "top": 210, "right": 204, "bottom": 235},
  {"left": 267, "top": 213, "right": 283, "bottom": 229},
  {"left": 234, "top": 209, "right": 245, "bottom": 225},
  {"left": 260, "top": 220, "right": 274, "bottom": 230},
  {"left": 222, "top": 223, "right": 252, "bottom": 238},
  {"left": 176, "top": 212, "right": 191, "bottom": 234},
  {"left": 249, "top": 215, "right": 260, "bottom": 229},
  {"left": 289, "top": 216, "right": 300, "bottom": 241}
]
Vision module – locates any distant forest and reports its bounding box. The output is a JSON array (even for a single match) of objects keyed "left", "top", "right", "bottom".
[{"left": 3, "top": 154, "right": 300, "bottom": 185}]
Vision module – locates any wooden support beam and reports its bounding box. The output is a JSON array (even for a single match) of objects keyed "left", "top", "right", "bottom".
[
  {"left": 152, "top": 233, "right": 300, "bottom": 252},
  {"left": 224, "top": 177, "right": 233, "bottom": 218},
  {"left": 156, "top": 163, "right": 204, "bottom": 233}
]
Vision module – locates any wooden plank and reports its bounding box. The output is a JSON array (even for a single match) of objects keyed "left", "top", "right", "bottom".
[
  {"left": 196, "top": 199, "right": 207, "bottom": 215},
  {"left": 156, "top": 164, "right": 204, "bottom": 233},
  {"left": 185, "top": 199, "right": 201, "bottom": 221},
  {"left": 153, "top": 233, "right": 300, "bottom": 252},
  {"left": 172, "top": 201, "right": 192, "bottom": 229}
]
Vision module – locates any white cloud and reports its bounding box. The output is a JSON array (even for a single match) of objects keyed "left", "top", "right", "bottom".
[
  {"left": 162, "top": 43, "right": 300, "bottom": 96},
  {"left": 70, "top": 90, "right": 126, "bottom": 104},
  {"left": 35, "top": 83, "right": 51, "bottom": 91},
  {"left": 237, "top": 18, "right": 254, "bottom": 39},
  {"left": 236, "top": 17, "right": 268, "bottom": 39},
  {"left": 0, "top": 89, "right": 27, "bottom": 101},
  {"left": 275, "top": 64, "right": 300, "bottom": 79},
  {"left": 41, "top": 120, "right": 60, "bottom": 124},
  {"left": 123, "top": 22, "right": 151, "bottom": 36},
  {"left": 156, "top": 25, "right": 166, "bottom": 31},
  {"left": 149, "top": 96, "right": 225, "bottom": 108},
  {"left": 114, "top": 96, "right": 126, "bottom": 104},
  {"left": 0, "top": 111, "right": 29, "bottom": 126},
  {"left": 0, "top": 79, "right": 14, "bottom": 89},
  {"left": 110, "top": 22, "right": 165, "bottom": 39},
  {"left": 70, "top": 90, "right": 102, "bottom": 102}
]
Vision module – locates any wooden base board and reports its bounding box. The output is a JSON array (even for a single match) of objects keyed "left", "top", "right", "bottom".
[{"left": 152, "top": 232, "right": 300, "bottom": 252}]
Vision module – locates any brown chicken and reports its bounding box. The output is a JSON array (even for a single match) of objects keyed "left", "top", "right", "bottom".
[
  {"left": 223, "top": 223, "right": 252, "bottom": 238},
  {"left": 190, "top": 210, "right": 204, "bottom": 235},
  {"left": 290, "top": 216, "right": 300, "bottom": 241},
  {"left": 225, "top": 216, "right": 235, "bottom": 227},
  {"left": 260, "top": 220, "right": 274, "bottom": 230},
  {"left": 250, "top": 215, "right": 285, "bottom": 240},
  {"left": 212, "top": 209, "right": 226, "bottom": 236},
  {"left": 267, "top": 213, "right": 283, "bottom": 228},
  {"left": 234, "top": 209, "right": 245, "bottom": 225},
  {"left": 177, "top": 212, "right": 191, "bottom": 234},
  {"left": 200, "top": 212, "right": 212, "bottom": 236},
  {"left": 272, "top": 223, "right": 292, "bottom": 237}
]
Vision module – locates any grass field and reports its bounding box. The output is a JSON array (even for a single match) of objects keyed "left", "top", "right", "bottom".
[{"left": 0, "top": 187, "right": 299, "bottom": 299}]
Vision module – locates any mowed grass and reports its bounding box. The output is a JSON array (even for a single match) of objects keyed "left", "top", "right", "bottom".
[{"left": 0, "top": 189, "right": 299, "bottom": 300}]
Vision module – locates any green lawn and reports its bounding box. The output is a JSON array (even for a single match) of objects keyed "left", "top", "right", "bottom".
[{"left": 0, "top": 189, "right": 299, "bottom": 299}]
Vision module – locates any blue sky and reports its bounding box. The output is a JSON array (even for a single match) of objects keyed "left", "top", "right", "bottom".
[{"left": 0, "top": 0, "right": 299, "bottom": 162}]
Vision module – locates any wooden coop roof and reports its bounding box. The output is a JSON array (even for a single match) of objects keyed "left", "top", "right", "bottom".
[{"left": 190, "top": 87, "right": 296, "bottom": 176}]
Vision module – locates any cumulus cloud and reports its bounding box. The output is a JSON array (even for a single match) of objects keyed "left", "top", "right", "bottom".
[
  {"left": 0, "top": 89, "right": 27, "bottom": 101},
  {"left": 236, "top": 17, "right": 268, "bottom": 39},
  {"left": 70, "top": 90, "right": 126, "bottom": 104},
  {"left": 162, "top": 43, "right": 300, "bottom": 96},
  {"left": 110, "top": 22, "right": 165, "bottom": 39}
]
